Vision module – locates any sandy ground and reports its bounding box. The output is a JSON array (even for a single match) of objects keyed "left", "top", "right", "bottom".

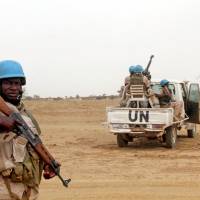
[{"left": 24, "top": 99, "right": 200, "bottom": 200}]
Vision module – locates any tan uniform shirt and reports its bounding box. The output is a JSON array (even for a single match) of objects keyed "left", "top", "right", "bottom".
[
  {"left": 124, "top": 75, "right": 150, "bottom": 88},
  {"left": 0, "top": 102, "right": 41, "bottom": 200}
]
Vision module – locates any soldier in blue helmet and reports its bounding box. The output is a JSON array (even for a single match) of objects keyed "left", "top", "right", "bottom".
[
  {"left": 121, "top": 65, "right": 151, "bottom": 107},
  {"left": 156, "top": 79, "right": 175, "bottom": 106},
  {"left": 0, "top": 60, "right": 26, "bottom": 106},
  {"left": 124, "top": 65, "right": 150, "bottom": 87},
  {"left": 0, "top": 60, "right": 55, "bottom": 200},
  {"left": 124, "top": 65, "right": 149, "bottom": 86},
  {"left": 156, "top": 79, "right": 184, "bottom": 120}
]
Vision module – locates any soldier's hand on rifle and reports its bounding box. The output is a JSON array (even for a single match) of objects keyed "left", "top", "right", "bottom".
[
  {"left": 143, "top": 71, "right": 151, "bottom": 80},
  {"left": 0, "top": 115, "right": 16, "bottom": 132},
  {"left": 147, "top": 74, "right": 151, "bottom": 80},
  {"left": 43, "top": 163, "right": 61, "bottom": 179},
  {"left": 163, "top": 86, "right": 172, "bottom": 97}
]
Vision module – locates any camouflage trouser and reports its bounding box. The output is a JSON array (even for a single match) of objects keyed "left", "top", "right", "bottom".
[
  {"left": 147, "top": 89, "right": 160, "bottom": 108},
  {"left": 0, "top": 175, "right": 39, "bottom": 200},
  {"left": 171, "top": 101, "right": 184, "bottom": 120},
  {"left": 160, "top": 101, "right": 184, "bottom": 120}
]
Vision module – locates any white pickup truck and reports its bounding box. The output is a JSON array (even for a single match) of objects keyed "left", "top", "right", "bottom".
[{"left": 107, "top": 81, "right": 200, "bottom": 148}]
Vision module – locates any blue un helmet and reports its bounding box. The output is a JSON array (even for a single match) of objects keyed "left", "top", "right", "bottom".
[
  {"left": 129, "top": 65, "right": 144, "bottom": 74},
  {"left": 134, "top": 65, "right": 144, "bottom": 73},
  {"left": 160, "top": 79, "right": 169, "bottom": 87},
  {"left": 129, "top": 65, "right": 135, "bottom": 73},
  {"left": 0, "top": 60, "right": 26, "bottom": 85}
]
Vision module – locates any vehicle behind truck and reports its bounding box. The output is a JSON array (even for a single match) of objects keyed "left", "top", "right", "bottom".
[{"left": 107, "top": 81, "right": 200, "bottom": 148}]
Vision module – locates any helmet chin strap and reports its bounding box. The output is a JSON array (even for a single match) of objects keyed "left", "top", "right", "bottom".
[{"left": 17, "top": 94, "right": 21, "bottom": 101}]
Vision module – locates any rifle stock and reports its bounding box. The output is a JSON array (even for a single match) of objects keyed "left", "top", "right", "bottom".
[{"left": 0, "top": 96, "right": 71, "bottom": 187}]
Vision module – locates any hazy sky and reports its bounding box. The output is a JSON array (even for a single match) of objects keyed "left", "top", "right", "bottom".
[{"left": 0, "top": 0, "right": 200, "bottom": 97}]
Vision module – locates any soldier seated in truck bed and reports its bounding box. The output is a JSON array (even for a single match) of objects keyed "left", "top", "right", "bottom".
[{"left": 155, "top": 79, "right": 184, "bottom": 121}]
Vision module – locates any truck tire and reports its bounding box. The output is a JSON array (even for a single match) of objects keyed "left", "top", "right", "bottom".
[
  {"left": 117, "top": 134, "right": 128, "bottom": 147},
  {"left": 165, "top": 126, "right": 177, "bottom": 148},
  {"left": 187, "top": 125, "right": 197, "bottom": 138}
]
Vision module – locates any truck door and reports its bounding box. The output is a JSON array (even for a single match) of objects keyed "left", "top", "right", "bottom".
[{"left": 187, "top": 83, "right": 200, "bottom": 123}]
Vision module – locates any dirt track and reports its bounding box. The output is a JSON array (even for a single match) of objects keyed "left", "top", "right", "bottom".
[{"left": 25, "top": 99, "right": 200, "bottom": 200}]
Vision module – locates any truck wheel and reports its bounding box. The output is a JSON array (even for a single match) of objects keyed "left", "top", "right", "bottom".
[
  {"left": 165, "top": 126, "right": 177, "bottom": 148},
  {"left": 117, "top": 134, "right": 128, "bottom": 147},
  {"left": 162, "top": 134, "right": 166, "bottom": 142},
  {"left": 187, "top": 125, "right": 197, "bottom": 138}
]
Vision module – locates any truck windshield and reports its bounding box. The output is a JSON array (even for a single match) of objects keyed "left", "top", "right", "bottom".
[{"left": 151, "top": 83, "right": 176, "bottom": 96}]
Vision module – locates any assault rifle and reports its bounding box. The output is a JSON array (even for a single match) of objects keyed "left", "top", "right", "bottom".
[
  {"left": 143, "top": 55, "right": 154, "bottom": 79},
  {"left": 0, "top": 96, "right": 71, "bottom": 187}
]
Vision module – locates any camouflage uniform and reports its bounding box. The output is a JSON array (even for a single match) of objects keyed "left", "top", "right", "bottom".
[
  {"left": 158, "top": 87, "right": 184, "bottom": 120},
  {"left": 124, "top": 75, "right": 150, "bottom": 87},
  {"left": 0, "top": 102, "right": 43, "bottom": 200}
]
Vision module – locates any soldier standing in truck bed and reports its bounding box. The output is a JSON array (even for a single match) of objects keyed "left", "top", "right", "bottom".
[
  {"left": 121, "top": 65, "right": 160, "bottom": 108},
  {"left": 120, "top": 65, "right": 150, "bottom": 107}
]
